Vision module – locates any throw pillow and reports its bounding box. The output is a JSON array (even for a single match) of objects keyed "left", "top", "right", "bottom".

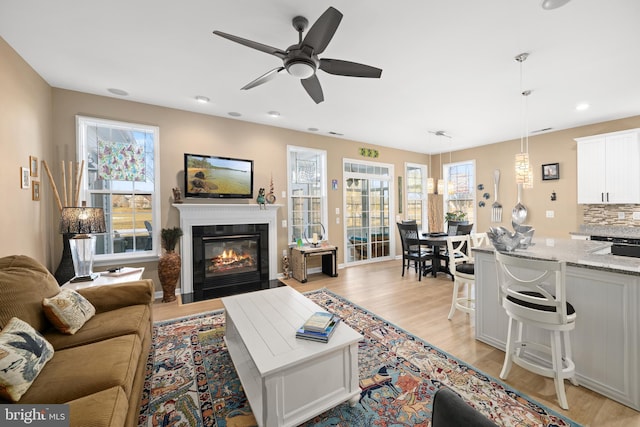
[
  {"left": 0, "top": 317, "right": 54, "bottom": 402},
  {"left": 42, "top": 288, "right": 96, "bottom": 334}
]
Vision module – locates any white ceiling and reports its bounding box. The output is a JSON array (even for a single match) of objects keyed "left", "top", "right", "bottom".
[{"left": 2, "top": 0, "right": 639, "bottom": 154}]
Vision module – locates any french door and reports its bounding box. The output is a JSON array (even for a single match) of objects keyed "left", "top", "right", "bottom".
[{"left": 343, "top": 159, "right": 393, "bottom": 264}]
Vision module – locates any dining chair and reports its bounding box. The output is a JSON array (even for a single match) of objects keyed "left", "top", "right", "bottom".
[
  {"left": 397, "top": 222, "right": 432, "bottom": 281},
  {"left": 495, "top": 251, "right": 578, "bottom": 410}
]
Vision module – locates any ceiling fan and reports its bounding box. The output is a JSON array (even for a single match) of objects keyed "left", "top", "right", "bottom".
[{"left": 213, "top": 6, "right": 382, "bottom": 104}]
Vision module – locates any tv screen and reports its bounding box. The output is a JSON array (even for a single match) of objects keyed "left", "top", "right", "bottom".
[{"left": 184, "top": 153, "right": 254, "bottom": 199}]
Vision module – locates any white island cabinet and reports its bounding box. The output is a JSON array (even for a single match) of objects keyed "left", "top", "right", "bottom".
[{"left": 474, "top": 238, "right": 640, "bottom": 411}]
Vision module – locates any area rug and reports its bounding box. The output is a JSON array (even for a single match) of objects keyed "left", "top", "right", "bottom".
[{"left": 138, "top": 288, "right": 581, "bottom": 427}]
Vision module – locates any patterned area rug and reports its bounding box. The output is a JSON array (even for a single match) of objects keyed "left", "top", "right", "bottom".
[{"left": 138, "top": 288, "right": 581, "bottom": 427}]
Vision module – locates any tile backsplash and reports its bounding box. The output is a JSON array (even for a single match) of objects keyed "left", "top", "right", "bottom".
[{"left": 583, "top": 204, "right": 640, "bottom": 226}]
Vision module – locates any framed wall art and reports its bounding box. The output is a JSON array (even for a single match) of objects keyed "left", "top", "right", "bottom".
[
  {"left": 542, "top": 163, "right": 559, "bottom": 180},
  {"left": 30, "top": 156, "right": 39, "bottom": 177},
  {"left": 32, "top": 181, "right": 40, "bottom": 201},
  {"left": 20, "top": 167, "right": 31, "bottom": 189}
]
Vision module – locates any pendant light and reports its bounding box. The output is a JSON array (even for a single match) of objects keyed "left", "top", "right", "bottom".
[
  {"left": 427, "top": 152, "right": 435, "bottom": 194},
  {"left": 514, "top": 53, "right": 533, "bottom": 189}
]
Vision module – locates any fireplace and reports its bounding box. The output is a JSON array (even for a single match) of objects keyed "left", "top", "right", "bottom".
[
  {"left": 191, "top": 224, "right": 269, "bottom": 301},
  {"left": 175, "top": 203, "right": 280, "bottom": 303}
]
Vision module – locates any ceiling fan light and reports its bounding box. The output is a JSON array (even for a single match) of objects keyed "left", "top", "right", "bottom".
[
  {"left": 286, "top": 60, "right": 316, "bottom": 79},
  {"left": 541, "top": 0, "right": 571, "bottom": 10}
]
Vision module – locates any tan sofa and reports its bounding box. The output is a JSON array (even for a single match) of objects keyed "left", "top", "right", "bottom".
[{"left": 0, "top": 255, "right": 153, "bottom": 427}]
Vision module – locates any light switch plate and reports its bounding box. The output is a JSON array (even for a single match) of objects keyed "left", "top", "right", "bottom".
[
  {"left": 633, "top": 212, "right": 640, "bottom": 220},
  {"left": 618, "top": 212, "right": 625, "bottom": 219},
  {"left": 546, "top": 210, "right": 554, "bottom": 218}
]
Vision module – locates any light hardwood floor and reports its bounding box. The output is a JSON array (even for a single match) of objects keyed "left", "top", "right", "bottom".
[{"left": 152, "top": 259, "right": 638, "bottom": 427}]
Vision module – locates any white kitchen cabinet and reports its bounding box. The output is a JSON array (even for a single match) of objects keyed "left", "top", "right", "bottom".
[{"left": 576, "top": 129, "right": 640, "bottom": 204}]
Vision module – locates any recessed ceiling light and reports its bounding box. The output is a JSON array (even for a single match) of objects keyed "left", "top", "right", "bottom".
[
  {"left": 267, "top": 111, "right": 280, "bottom": 117},
  {"left": 576, "top": 102, "right": 590, "bottom": 111},
  {"left": 228, "top": 112, "right": 242, "bottom": 117},
  {"left": 107, "top": 88, "right": 128, "bottom": 96},
  {"left": 541, "top": 0, "right": 571, "bottom": 10},
  {"left": 195, "top": 96, "right": 210, "bottom": 104},
  {"left": 308, "top": 127, "right": 319, "bottom": 132}
]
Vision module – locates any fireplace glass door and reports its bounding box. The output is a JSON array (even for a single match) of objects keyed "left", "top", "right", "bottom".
[{"left": 203, "top": 234, "right": 260, "bottom": 279}]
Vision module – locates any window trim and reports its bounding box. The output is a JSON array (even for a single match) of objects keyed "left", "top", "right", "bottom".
[
  {"left": 443, "top": 159, "right": 476, "bottom": 230},
  {"left": 404, "top": 162, "right": 428, "bottom": 228},
  {"left": 76, "top": 115, "right": 161, "bottom": 265},
  {"left": 286, "top": 145, "right": 328, "bottom": 244}
]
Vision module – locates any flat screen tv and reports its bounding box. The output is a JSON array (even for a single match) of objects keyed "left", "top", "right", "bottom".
[{"left": 184, "top": 153, "right": 254, "bottom": 199}]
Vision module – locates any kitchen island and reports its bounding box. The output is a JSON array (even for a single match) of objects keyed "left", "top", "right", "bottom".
[{"left": 473, "top": 238, "right": 640, "bottom": 411}]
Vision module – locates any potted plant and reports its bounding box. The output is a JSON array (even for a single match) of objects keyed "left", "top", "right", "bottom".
[
  {"left": 158, "top": 226, "right": 183, "bottom": 302},
  {"left": 445, "top": 210, "right": 468, "bottom": 235}
]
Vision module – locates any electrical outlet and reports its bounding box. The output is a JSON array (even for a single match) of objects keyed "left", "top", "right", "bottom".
[
  {"left": 335, "top": 207, "right": 340, "bottom": 215},
  {"left": 281, "top": 220, "right": 287, "bottom": 228},
  {"left": 618, "top": 212, "right": 625, "bottom": 219},
  {"left": 336, "top": 217, "right": 340, "bottom": 224},
  {"left": 546, "top": 210, "right": 554, "bottom": 218},
  {"left": 633, "top": 212, "right": 640, "bottom": 220},
  {"left": 281, "top": 191, "right": 286, "bottom": 198}
]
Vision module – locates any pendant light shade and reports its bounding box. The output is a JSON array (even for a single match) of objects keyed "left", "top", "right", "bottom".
[
  {"left": 515, "top": 152, "right": 533, "bottom": 188},
  {"left": 427, "top": 177, "right": 435, "bottom": 194},
  {"left": 515, "top": 53, "right": 533, "bottom": 189},
  {"left": 437, "top": 179, "right": 445, "bottom": 195}
]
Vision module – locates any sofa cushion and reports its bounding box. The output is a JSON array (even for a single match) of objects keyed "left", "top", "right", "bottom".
[
  {"left": 0, "top": 317, "right": 55, "bottom": 402},
  {"left": 44, "top": 304, "right": 151, "bottom": 351},
  {"left": 67, "top": 386, "right": 129, "bottom": 427},
  {"left": 42, "top": 288, "right": 96, "bottom": 334},
  {"left": 17, "top": 334, "right": 141, "bottom": 404},
  {"left": 0, "top": 255, "right": 61, "bottom": 332}
]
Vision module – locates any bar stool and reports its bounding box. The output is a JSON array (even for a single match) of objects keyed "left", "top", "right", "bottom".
[
  {"left": 495, "top": 251, "right": 578, "bottom": 410},
  {"left": 445, "top": 232, "right": 488, "bottom": 319}
]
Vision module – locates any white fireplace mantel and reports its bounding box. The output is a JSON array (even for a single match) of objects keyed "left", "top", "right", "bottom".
[{"left": 173, "top": 203, "right": 281, "bottom": 295}]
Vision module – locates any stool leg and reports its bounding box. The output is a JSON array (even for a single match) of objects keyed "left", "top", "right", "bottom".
[
  {"left": 500, "top": 316, "right": 516, "bottom": 379},
  {"left": 447, "top": 278, "right": 460, "bottom": 320},
  {"left": 551, "top": 330, "right": 570, "bottom": 410},
  {"left": 563, "top": 330, "right": 579, "bottom": 386}
]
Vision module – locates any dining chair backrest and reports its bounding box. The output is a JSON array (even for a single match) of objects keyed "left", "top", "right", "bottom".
[
  {"left": 455, "top": 223, "right": 473, "bottom": 235},
  {"left": 494, "top": 251, "right": 570, "bottom": 326},
  {"left": 397, "top": 222, "right": 420, "bottom": 253}
]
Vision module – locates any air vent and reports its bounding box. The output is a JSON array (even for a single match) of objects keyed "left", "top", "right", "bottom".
[
  {"left": 328, "top": 131, "right": 343, "bottom": 136},
  {"left": 531, "top": 127, "right": 553, "bottom": 134}
]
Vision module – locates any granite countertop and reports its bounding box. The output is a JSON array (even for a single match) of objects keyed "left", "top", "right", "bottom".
[
  {"left": 571, "top": 225, "right": 640, "bottom": 239},
  {"left": 473, "top": 237, "right": 640, "bottom": 275}
]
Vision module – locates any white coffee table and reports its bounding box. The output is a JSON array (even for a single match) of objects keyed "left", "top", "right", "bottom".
[{"left": 221, "top": 286, "right": 362, "bottom": 427}]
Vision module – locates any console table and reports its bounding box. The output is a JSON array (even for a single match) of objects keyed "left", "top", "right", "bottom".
[
  {"left": 290, "top": 245, "right": 338, "bottom": 283},
  {"left": 62, "top": 267, "right": 145, "bottom": 290}
]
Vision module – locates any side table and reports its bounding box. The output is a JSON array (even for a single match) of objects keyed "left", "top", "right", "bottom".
[
  {"left": 62, "top": 267, "right": 145, "bottom": 290},
  {"left": 290, "top": 245, "right": 338, "bottom": 283}
]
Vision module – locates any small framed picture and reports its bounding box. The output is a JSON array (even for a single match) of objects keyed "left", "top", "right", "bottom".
[
  {"left": 20, "top": 167, "right": 31, "bottom": 189},
  {"left": 30, "top": 156, "right": 39, "bottom": 177},
  {"left": 32, "top": 181, "right": 40, "bottom": 201},
  {"left": 542, "top": 163, "right": 560, "bottom": 180}
]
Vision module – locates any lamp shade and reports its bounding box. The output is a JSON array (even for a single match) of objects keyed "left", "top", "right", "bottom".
[
  {"left": 427, "top": 177, "right": 435, "bottom": 194},
  {"left": 514, "top": 153, "right": 533, "bottom": 189},
  {"left": 59, "top": 206, "right": 106, "bottom": 235}
]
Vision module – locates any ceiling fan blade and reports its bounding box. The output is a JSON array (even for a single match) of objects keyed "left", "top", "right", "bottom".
[
  {"left": 241, "top": 67, "right": 284, "bottom": 90},
  {"left": 302, "top": 7, "right": 343, "bottom": 55},
  {"left": 301, "top": 75, "right": 324, "bottom": 104},
  {"left": 319, "top": 59, "right": 382, "bottom": 78},
  {"left": 213, "top": 30, "right": 287, "bottom": 59}
]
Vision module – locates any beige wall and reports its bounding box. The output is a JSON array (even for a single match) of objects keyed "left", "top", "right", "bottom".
[
  {"left": 50, "top": 88, "right": 427, "bottom": 285},
  {"left": 0, "top": 37, "right": 53, "bottom": 265},
  {"left": 450, "top": 116, "right": 640, "bottom": 238},
  {"left": 4, "top": 33, "right": 640, "bottom": 290}
]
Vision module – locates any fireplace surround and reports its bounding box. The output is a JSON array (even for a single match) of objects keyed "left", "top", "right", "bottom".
[{"left": 174, "top": 203, "right": 281, "bottom": 302}]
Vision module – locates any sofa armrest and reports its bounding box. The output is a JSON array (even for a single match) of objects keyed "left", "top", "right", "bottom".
[{"left": 77, "top": 280, "right": 154, "bottom": 313}]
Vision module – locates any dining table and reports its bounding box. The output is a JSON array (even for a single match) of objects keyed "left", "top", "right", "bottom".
[{"left": 419, "top": 232, "right": 453, "bottom": 278}]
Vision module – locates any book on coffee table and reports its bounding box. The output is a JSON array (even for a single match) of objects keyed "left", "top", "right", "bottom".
[
  {"left": 301, "top": 312, "right": 335, "bottom": 332},
  {"left": 296, "top": 314, "right": 341, "bottom": 343}
]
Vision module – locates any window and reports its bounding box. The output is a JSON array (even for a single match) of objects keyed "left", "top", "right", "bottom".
[
  {"left": 76, "top": 116, "right": 160, "bottom": 263},
  {"left": 444, "top": 160, "right": 476, "bottom": 227},
  {"left": 287, "top": 146, "right": 327, "bottom": 244},
  {"left": 405, "top": 163, "right": 427, "bottom": 229}
]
